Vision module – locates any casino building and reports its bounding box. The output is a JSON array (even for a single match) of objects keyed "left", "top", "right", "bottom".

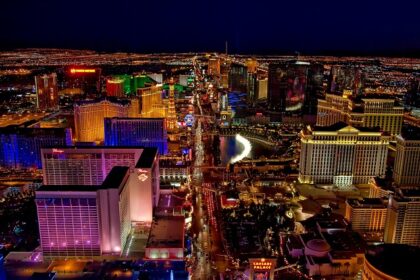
[
  {"left": 299, "top": 122, "right": 389, "bottom": 187},
  {"left": 104, "top": 117, "right": 168, "bottom": 155}
]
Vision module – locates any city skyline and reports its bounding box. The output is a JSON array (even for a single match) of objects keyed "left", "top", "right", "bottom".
[{"left": 0, "top": 1, "right": 420, "bottom": 278}]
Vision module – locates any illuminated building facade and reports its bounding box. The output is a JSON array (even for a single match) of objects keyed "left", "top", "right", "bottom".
[
  {"left": 0, "top": 126, "right": 72, "bottom": 169},
  {"left": 36, "top": 166, "right": 131, "bottom": 258},
  {"left": 317, "top": 94, "right": 404, "bottom": 136},
  {"left": 104, "top": 117, "right": 168, "bottom": 155},
  {"left": 257, "top": 78, "right": 268, "bottom": 99},
  {"left": 41, "top": 146, "right": 144, "bottom": 185},
  {"left": 106, "top": 78, "right": 124, "bottom": 97},
  {"left": 393, "top": 125, "right": 420, "bottom": 187},
  {"left": 384, "top": 188, "right": 420, "bottom": 247},
  {"left": 268, "top": 61, "right": 322, "bottom": 120},
  {"left": 66, "top": 68, "right": 101, "bottom": 94},
  {"left": 166, "top": 83, "right": 178, "bottom": 132},
  {"left": 136, "top": 84, "right": 164, "bottom": 118},
  {"left": 345, "top": 198, "right": 387, "bottom": 234},
  {"left": 299, "top": 122, "right": 389, "bottom": 187},
  {"left": 229, "top": 64, "right": 248, "bottom": 93},
  {"left": 74, "top": 98, "right": 130, "bottom": 142},
  {"left": 208, "top": 58, "right": 220, "bottom": 75},
  {"left": 246, "top": 58, "right": 258, "bottom": 73},
  {"left": 41, "top": 146, "right": 159, "bottom": 222},
  {"left": 316, "top": 92, "right": 351, "bottom": 126},
  {"left": 35, "top": 73, "right": 58, "bottom": 111}
]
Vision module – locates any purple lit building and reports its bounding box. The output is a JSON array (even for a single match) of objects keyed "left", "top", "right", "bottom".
[{"left": 36, "top": 166, "right": 131, "bottom": 258}]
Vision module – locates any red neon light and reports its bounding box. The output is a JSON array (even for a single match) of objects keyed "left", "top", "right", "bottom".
[{"left": 70, "top": 68, "right": 96, "bottom": 74}]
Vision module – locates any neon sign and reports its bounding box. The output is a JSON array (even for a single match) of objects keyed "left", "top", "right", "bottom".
[
  {"left": 70, "top": 68, "right": 96, "bottom": 74},
  {"left": 52, "top": 148, "right": 64, "bottom": 154}
]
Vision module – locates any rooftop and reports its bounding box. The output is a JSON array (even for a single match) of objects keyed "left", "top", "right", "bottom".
[
  {"left": 136, "top": 147, "right": 158, "bottom": 168},
  {"left": 147, "top": 217, "right": 184, "bottom": 249},
  {"left": 311, "top": 122, "right": 381, "bottom": 133},
  {"left": 347, "top": 198, "right": 386, "bottom": 208},
  {"left": 100, "top": 166, "right": 130, "bottom": 191},
  {"left": 75, "top": 96, "right": 131, "bottom": 106},
  {"left": 37, "top": 166, "right": 130, "bottom": 192}
]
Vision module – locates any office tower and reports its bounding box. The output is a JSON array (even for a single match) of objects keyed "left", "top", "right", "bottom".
[
  {"left": 247, "top": 72, "right": 257, "bottom": 101},
  {"left": 257, "top": 78, "right": 268, "bottom": 99},
  {"left": 329, "top": 66, "right": 361, "bottom": 95},
  {"left": 208, "top": 58, "right": 221, "bottom": 76},
  {"left": 36, "top": 166, "right": 131, "bottom": 258},
  {"left": 166, "top": 82, "right": 178, "bottom": 132},
  {"left": 384, "top": 188, "right": 420, "bottom": 247},
  {"left": 220, "top": 61, "right": 230, "bottom": 88},
  {"left": 268, "top": 61, "right": 321, "bottom": 120},
  {"left": 136, "top": 84, "right": 164, "bottom": 118},
  {"left": 104, "top": 117, "right": 168, "bottom": 155},
  {"left": 299, "top": 122, "right": 389, "bottom": 187},
  {"left": 35, "top": 73, "right": 58, "bottom": 111},
  {"left": 345, "top": 198, "right": 387, "bottom": 234},
  {"left": 106, "top": 78, "right": 125, "bottom": 97},
  {"left": 393, "top": 125, "right": 420, "bottom": 187},
  {"left": 74, "top": 98, "right": 130, "bottom": 142},
  {"left": 0, "top": 126, "right": 72, "bottom": 169},
  {"left": 317, "top": 94, "right": 404, "bottom": 137},
  {"left": 229, "top": 64, "right": 248, "bottom": 93},
  {"left": 66, "top": 68, "right": 101, "bottom": 94}
]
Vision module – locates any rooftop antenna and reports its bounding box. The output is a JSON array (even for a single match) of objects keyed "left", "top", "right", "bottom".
[{"left": 225, "top": 41, "right": 228, "bottom": 55}]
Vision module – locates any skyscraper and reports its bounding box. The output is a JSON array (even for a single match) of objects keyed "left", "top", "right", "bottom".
[
  {"left": 74, "top": 98, "right": 130, "bottom": 142},
  {"left": 345, "top": 198, "right": 387, "bottom": 235},
  {"left": 36, "top": 166, "right": 131, "bottom": 258},
  {"left": 268, "top": 61, "right": 322, "bottom": 120},
  {"left": 66, "top": 67, "right": 101, "bottom": 94},
  {"left": 35, "top": 73, "right": 58, "bottom": 111},
  {"left": 229, "top": 64, "right": 248, "bottom": 93},
  {"left": 299, "top": 122, "right": 389, "bottom": 187},
  {"left": 329, "top": 65, "right": 361, "bottom": 95},
  {"left": 106, "top": 78, "right": 125, "bottom": 97},
  {"left": 208, "top": 58, "right": 221, "bottom": 76},
  {"left": 42, "top": 146, "right": 143, "bottom": 185},
  {"left": 393, "top": 125, "right": 420, "bottom": 187},
  {"left": 136, "top": 83, "right": 164, "bottom": 118},
  {"left": 104, "top": 117, "right": 168, "bottom": 155},
  {"left": 41, "top": 146, "right": 160, "bottom": 214},
  {"left": 384, "top": 188, "right": 420, "bottom": 247}
]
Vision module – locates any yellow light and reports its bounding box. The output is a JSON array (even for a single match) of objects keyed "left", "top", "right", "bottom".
[{"left": 70, "top": 68, "right": 96, "bottom": 74}]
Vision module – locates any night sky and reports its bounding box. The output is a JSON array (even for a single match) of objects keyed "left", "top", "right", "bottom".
[{"left": 1, "top": 0, "right": 419, "bottom": 55}]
